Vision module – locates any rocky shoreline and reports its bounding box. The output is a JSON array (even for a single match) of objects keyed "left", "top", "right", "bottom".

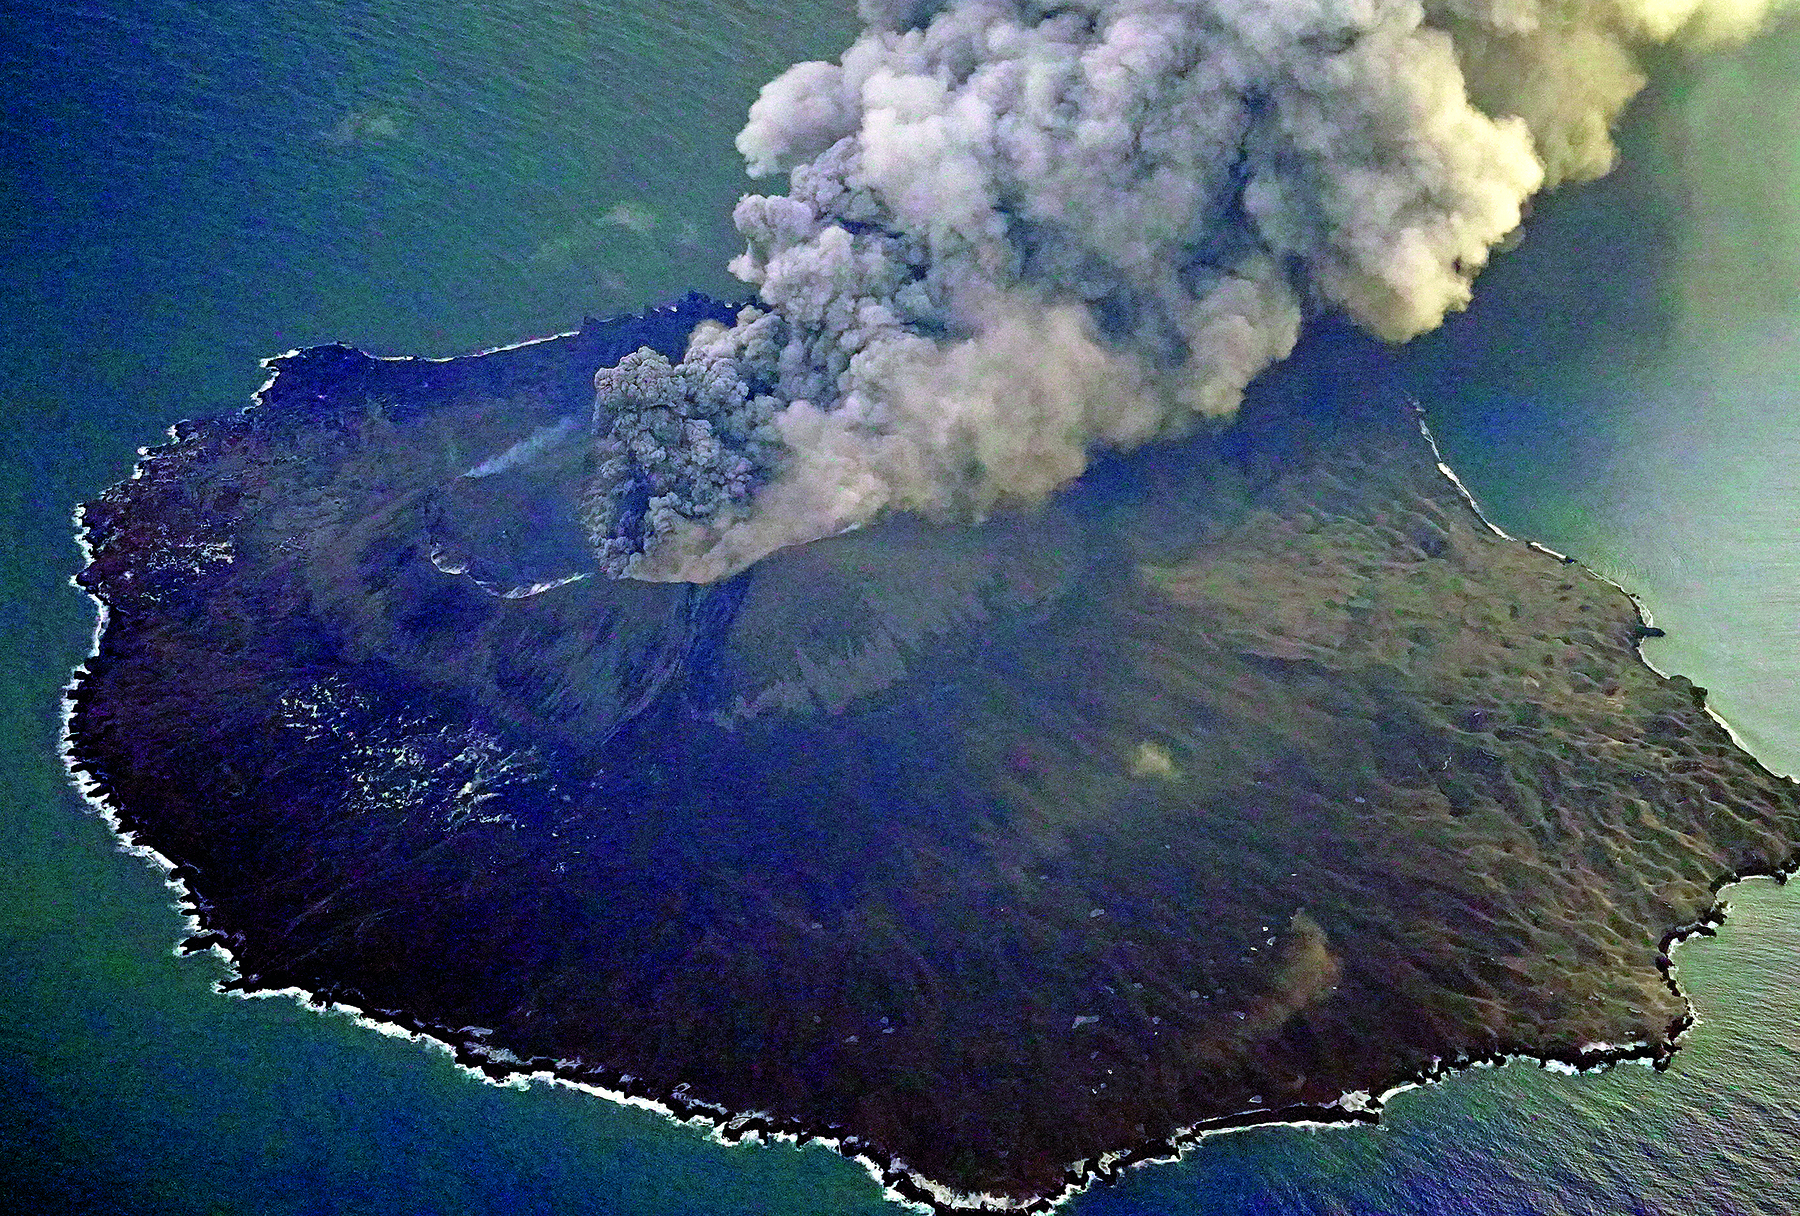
[
  {"left": 63, "top": 301, "right": 1800, "bottom": 1208},
  {"left": 49, "top": 789, "right": 1790, "bottom": 1216}
]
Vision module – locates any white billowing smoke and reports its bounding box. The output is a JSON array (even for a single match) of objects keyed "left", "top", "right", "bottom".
[{"left": 583, "top": 0, "right": 1787, "bottom": 583}]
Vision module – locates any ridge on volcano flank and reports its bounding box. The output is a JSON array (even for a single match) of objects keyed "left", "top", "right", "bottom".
[{"left": 63, "top": 298, "right": 1800, "bottom": 1208}]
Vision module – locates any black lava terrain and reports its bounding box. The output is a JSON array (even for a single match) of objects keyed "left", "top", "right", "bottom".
[{"left": 66, "top": 300, "right": 1800, "bottom": 1208}]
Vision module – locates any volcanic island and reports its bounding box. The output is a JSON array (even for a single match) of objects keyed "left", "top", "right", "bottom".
[{"left": 65, "top": 295, "right": 1800, "bottom": 1210}]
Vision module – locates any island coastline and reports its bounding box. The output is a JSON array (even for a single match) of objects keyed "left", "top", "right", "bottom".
[
  {"left": 52, "top": 724, "right": 1788, "bottom": 1216},
  {"left": 61, "top": 301, "right": 1800, "bottom": 1213}
]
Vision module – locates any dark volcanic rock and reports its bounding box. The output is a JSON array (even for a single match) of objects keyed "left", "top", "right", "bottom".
[{"left": 66, "top": 301, "right": 1800, "bottom": 1209}]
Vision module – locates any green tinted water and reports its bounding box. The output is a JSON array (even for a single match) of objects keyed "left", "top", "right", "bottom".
[{"left": 5, "top": 4, "right": 1799, "bottom": 1213}]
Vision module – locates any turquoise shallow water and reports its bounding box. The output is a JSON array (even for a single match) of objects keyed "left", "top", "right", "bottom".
[{"left": 5, "top": 3, "right": 1799, "bottom": 1213}]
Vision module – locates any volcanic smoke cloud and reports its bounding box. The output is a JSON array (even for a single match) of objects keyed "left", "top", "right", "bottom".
[{"left": 581, "top": 0, "right": 1784, "bottom": 583}]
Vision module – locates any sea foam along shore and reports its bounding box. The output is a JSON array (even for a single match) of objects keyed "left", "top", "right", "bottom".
[{"left": 55, "top": 348, "right": 1800, "bottom": 1216}]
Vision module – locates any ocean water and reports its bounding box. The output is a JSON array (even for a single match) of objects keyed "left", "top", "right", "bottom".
[{"left": 4, "top": 3, "right": 1798, "bottom": 1214}]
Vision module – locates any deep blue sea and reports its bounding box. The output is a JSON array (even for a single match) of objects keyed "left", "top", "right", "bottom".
[{"left": 5, "top": 4, "right": 1798, "bottom": 1213}]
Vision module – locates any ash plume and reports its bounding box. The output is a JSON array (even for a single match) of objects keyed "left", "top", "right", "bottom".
[{"left": 584, "top": 0, "right": 1787, "bottom": 582}]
